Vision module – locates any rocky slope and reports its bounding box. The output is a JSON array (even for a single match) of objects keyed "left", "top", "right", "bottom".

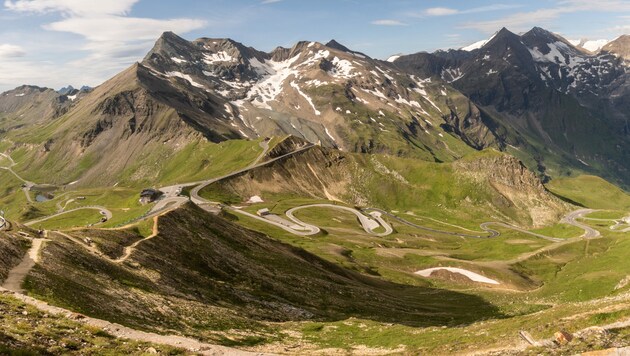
[
  {"left": 0, "top": 31, "right": 492, "bottom": 187},
  {"left": 453, "top": 152, "right": 569, "bottom": 225},
  {"left": 0, "top": 231, "right": 30, "bottom": 282},
  {"left": 602, "top": 35, "right": 630, "bottom": 62},
  {"left": 0, "top": 86, "right": 74, "bottom": 132},
  {"left": 392, "top": 27, "right": 630, "bottom": 187},
  {"left": 139, "top": 32, "right": 478, "bottom": 160}
]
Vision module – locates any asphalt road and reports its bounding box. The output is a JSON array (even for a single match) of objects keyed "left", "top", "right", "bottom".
[
  {"left": 561, "top": 208, "right": 601, "bottom": 239},
  {"left": 24, "top": 206, "right": 113, "bottom": 227},
  {"left": 364, "top": 208, "right": 497, "bottom": 238},
  {"left": 286, "top": 204, "right": 393, "bottom": 236},
  {"left": 0, "top": 152, "right": 35, "bottom": 203},
  {"left": 365, "top": 207, "right": 596, "bottom": 241}
]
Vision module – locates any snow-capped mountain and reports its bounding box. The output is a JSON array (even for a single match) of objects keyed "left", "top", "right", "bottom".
[
  {"left": 2, "top": 27, "right": 629, "bottom": 188},
  {"left": 139, "top": 31, "right": 483, "bottom": 158},
  {"left": 568, "top": 38, "right": 610, "bottom": 53},
  {"left": 391, "top": 26, "right": 630, "bottom": 186}
]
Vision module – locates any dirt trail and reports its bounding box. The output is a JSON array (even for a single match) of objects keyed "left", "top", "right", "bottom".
[
  {"left": 0, "top": 228, "right": 266, "bottom": 355},
  {"left": 1, "top": 238, "right": 46, "bottom": 292},
  {"left": 0, "top": 289, "right": 264, "bottom": 355},
  {"left": 114, "top": 216, "right": 159, "bottom": 263},
  {"left": 57, "top": 214, "right": 161, "bottom": 263}
]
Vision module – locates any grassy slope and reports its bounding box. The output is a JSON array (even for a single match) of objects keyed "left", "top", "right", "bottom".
[
  {"left": 0, "top": 138, "right": 263, "bottom": 229},
  {"left": 201, "top": 147, "right": 565, "bottom": 230},
  {"left": 546, "top": 175, "right": 630, "bottom": 210}
]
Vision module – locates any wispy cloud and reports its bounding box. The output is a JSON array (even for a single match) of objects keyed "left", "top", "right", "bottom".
[
  {"left": 4, "top": 0, "right": 139, "bottom": 16},
  {"left": 412, "top": 4, "right": 521, "bottom": 17},
  {"left": 371, "top": 19, "right": 407, "bottom": 26},
  {"left": 0, "top": 44, "right": 26, "bottom": 58},
  {"left": 460, "top": 0, "right": 630, "bottom": 33},
  {"left": 424, "top": 7, "right": 458, "bottom": 16},
  {"left": 2, "top": 0, "right": 206, "bottom": 88},
  {"left": 261, "top": 0, "right": 282, "bottom": 4}
]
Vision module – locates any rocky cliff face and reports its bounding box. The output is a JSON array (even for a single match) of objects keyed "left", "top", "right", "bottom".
[
  {"left": 210, "top": 145, "right": 365, "bottom": 204},
  {"left": 454, "top": 152, "right": 569, "bottom": 226}
]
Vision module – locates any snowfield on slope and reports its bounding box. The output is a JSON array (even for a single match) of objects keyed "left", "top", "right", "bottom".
[{"left": 415, "top": 267, "right": 500, "bottom": 285}]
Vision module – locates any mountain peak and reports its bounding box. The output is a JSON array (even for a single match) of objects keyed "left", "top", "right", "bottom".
[
  {"left": 145, "top": 31, "right": 196, "bottom": 63},
  {"left": 324, "top": 39, "right": 369, "bottom": 58},
  {"left": 156, "top": 31, "right": 188, "bottom": 45},
  {"left": 325, "top": 39, "right": 351, "bottom": 52},
  {"left": 496, "top": 27, "right": 515, "bottom": 37}
]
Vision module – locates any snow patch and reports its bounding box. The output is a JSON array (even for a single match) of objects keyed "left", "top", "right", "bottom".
[
  {"left": 290, "top": 81, "right": 320, "bottom": 115},
  {"left": 203, "top": 51, "right": 234, "bottom": 64},
  {"left": 171, "top": 57, "right": 187, "bottom": 64},
  {"left": 329, "top": 57, "right": 356, "bottom": 78},
  {"left": 386, "top": 54, "right": 401, "bottom": 62},
  {"left": 324, "top": 126, "right": 337, "bottom": 144},
  {"left": 245, "top": 55, "right": 301, "bottom": 110},
  {"left": 416, "top": 267, "right": 500, "bottom": 285},
  {"left": 165, "top": 71, "right": 205, "bottom": 89},
  {"left": 305, "top": 79, "right": 328, "bottom": 87}
]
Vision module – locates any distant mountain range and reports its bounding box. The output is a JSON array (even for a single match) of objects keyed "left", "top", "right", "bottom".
[
  {"left": 0, "top": 26, "right": 628, "bottom": 187},
  {"left": 393, "top": 27, "right": 630, "bottom": 185}
]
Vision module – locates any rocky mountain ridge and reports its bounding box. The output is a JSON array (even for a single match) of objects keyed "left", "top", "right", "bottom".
[
  {"left": 0, "top": 26, "right": 629, "bottom": 187},
  {"left": 392, "top": 26, "right": 630, "bottom": 186}
]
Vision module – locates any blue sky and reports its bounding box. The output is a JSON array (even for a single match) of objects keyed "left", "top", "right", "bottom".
[{"left": 0, "top": 0, "right": 629, "bottom": 91}]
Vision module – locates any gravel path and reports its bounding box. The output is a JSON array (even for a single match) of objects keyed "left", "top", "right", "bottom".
[{"left": 1, "top": 238, "right": 46, "bottom": 292}]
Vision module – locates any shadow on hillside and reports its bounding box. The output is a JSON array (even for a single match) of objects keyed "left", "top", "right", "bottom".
[{"left": 25, "top": 203, "right": 502, "bottom": 333}]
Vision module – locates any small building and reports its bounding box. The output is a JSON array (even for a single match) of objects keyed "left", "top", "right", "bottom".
[
  {"left": 257, "top": 208, "right": 271, "bottom": 216},
  {"left": 139, "top": 188, "right": 164, "bottom": 204}
]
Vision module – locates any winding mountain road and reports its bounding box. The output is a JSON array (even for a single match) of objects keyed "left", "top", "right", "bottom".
[
  {"left": 189, "top": 143, "right": 315, "bottom": 207},
  {"left": 24, "top": 206, "right": 113, "bottom": 227},
  {"left": 285, "top": 204, "right": 393, "bottom": 236},
  {"left": 0, "top": 152, "right": 35, "bottom": 203},
  {"left": 561, "top": 208, "right": 601, "bottom": 238}
]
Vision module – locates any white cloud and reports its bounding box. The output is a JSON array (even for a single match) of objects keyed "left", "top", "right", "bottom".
[
  {"left": 415, "top": 4, "right": 521, "bottom": 17},
  {"left": 4, "top": 0, "right": 138, "bottom": 16},
  {"left": 425, "top": 7, "right": 458, "bottom": 16},
  {"left": 2, "top": 0, "right": 206, "bottom": 90},
  {"left": 261, "top": 0, "right": 282, "bottom": 3},
  {"left": 0, "top": 44, "right": 26, "bottom": 58},
  {"left": 371, "top": 19, "right": 407, "bottom": 26},
  {"left": 45, "top": 16, "right": 206, "bottom": 42},
  {"left": 460, "top": 0, "right": 630, "bottom": 33}
]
